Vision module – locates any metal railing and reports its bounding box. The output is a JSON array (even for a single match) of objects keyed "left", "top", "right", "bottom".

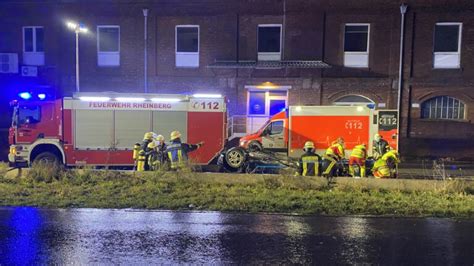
[{"left": 227, "top": 115, "right": 247, "bottom": 139}]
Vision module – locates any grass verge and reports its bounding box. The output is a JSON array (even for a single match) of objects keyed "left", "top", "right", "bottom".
[{"left": 0, "top": 163, "right": 473, "bottom": 218}]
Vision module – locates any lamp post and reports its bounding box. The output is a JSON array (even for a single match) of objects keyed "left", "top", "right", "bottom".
[
  {"left": 67, "top": 21, "right": 88, "bottom": 92},
  {"left": 397, "top": 4, "right": 408, "bottom": 151},
  {"left": 143, "top": 9, "right": 149, "bottom": 93}
]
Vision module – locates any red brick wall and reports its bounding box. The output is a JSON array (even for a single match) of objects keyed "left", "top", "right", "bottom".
[{"left": 1, "top": 0, "right": 474, "bottom": 159}]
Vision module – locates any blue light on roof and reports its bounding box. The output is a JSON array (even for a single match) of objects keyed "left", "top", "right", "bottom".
[
  {"left": 38, "top": 93, "right": 46, "bottom": 100},
  {"left": 19, "top": 92, "right": 32, "bottom": 100}
]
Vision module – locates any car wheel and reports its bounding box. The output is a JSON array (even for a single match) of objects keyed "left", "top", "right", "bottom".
[{"left": 224, "top": 147, "right": 246, "bottom": 169}]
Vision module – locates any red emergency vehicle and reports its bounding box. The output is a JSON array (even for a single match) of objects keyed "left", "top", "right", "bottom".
[
  {"left": 223, "top": 106, "right": 398, "bottom": 170},
  {"left": 8, "top": 92, "right": 227, "bottom": 167}
]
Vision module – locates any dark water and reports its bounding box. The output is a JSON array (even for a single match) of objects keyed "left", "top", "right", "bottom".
[{"left": 0, "top": 208, "right": 472, "bottom": 264}]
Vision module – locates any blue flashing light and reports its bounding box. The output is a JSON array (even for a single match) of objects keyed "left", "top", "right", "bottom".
[
  {"left": 367, "top": 103, "right": 376, "bottom": 109},
  {"left": 38, "top": 93, "right": 46, "bottom": 100},
  {"left": 19, "top": 92, "right": 32, "bottom": 100}
]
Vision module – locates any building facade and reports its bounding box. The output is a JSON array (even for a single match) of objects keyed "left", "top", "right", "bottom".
[{"left": 1, "top": 0, "right": 473, "bottom": 160}]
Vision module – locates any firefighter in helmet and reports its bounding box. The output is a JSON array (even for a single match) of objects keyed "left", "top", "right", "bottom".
[
  {"left": 137, "top": 132, "right": 155, "bottom": 171},
  {"left": 147, "top": 134, "right": 167, "bottom": 171},
  {"left": 322, "top": 137, "right": 345, "bottom": 177},
  {"left": 349, "top": 143, "right": 367, "bottom": 178},
  {"left": 372, "top": 149, "right": 400, "bottom": 178},
  {"left": 373, "top": 133, "right": 389, "bottom": 160},
  {"left": 297, "top": 141, "right": 321, "bottom": 176},
  {"left": 165, "top": 130, "right": 204, "bottom": 170}
]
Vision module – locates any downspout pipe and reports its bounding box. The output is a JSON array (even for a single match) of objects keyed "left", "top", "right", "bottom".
[
  {"left": 281, "top": 0, "right": 286, "bottom": 60},
  {"left": 143, "top": 8, "right": 149, "bottom": 93},
  {"left": 397, "top": 4, "right": 408, "bottom": 151}
]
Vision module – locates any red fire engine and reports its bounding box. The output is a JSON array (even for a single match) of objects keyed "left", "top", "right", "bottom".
[{"left": 8, "top": 92, "right": 227, "bottom": 167}]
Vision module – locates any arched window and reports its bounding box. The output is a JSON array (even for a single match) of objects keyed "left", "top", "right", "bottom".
[
  {"left": 421, "top": 96, "right": 465, "bottom": 120},
  {"left": 333, "top": 95, "right": 374, "bottom": 106}
]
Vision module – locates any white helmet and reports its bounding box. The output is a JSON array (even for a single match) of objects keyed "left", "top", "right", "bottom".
[{"left": 374, "top": 134, "right": 381, "bottom": 142}]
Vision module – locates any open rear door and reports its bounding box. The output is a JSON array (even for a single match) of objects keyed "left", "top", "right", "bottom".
[{"left": 375, "top": 110, "right": 399, "bottom": 150}]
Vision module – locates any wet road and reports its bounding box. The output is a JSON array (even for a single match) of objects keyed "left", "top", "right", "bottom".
[{"left": 0, "top": 208, "right": 472, "bottom": 264}]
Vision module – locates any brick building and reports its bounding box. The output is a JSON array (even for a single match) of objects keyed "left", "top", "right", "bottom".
[{"left": 0, "top": 0, "right": 473, "bottom": 160}]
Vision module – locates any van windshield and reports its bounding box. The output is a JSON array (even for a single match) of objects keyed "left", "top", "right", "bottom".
[
  {"left": 256, "top": 121, "right": 270, "bottom": 134},
  {"left": 18, "top": 105, "right": 41, "bottom": 125}
]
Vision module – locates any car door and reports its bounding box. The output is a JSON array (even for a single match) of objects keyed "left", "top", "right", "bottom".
[{"left": 261, "top": 120, "right": 285, "bottom": 150}]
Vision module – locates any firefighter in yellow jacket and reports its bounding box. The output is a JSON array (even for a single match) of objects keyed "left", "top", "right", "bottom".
[
  {"left": 349, "top": 144, "right": 367, "bottom": 178},
  {"left": 297, "top": 141, "right": 321, "bottom": 176},
  {"left": 322, "top": 137, "right": 345, "bottom": 177},
  {"left": 372, "top": 149, "right": 400, "bottom": 178},
  {"left": 165, "top": 131, "right": 204, "bottom": 170},
  {"left": 147, "top": 134, "right": 167, "bottom": 171},
  {"left": 136, "top": 132, "right": 155, "bottom": 171}
]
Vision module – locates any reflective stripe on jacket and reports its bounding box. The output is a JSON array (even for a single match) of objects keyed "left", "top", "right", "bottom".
[
  {"left": 381, "top": 150, "right": 400, "bottom": 164},
  {"left": 350, "top": 145, "right": 366, "bottom": 159},
  {"left": 325, "top": 143, "right": 344, "bottom": 160},
  {"left": 299, "top": 152, "right": 321, "bottom": 176},
  {"left": 166, "top": 143, "right": 186, "bottom": 169}
]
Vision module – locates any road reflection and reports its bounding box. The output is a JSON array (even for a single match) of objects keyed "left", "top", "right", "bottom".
[
  {"left": 0, "top": 208, "right": 472, "bottom": 264},
  {"left": 4, "top": 207, "right": 43, "bottom": 264}
]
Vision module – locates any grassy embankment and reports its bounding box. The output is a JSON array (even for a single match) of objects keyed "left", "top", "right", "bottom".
[{"left": 0, "top": 162, "right": 473, "bottom": 217}]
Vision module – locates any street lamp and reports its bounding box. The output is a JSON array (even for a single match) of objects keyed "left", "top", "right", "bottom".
[
  {"left": 66, "top": 21, "right": 88, "bottom": 92},
  {"left": 397, "top": 4, "right": 408, "bottom": 151}
]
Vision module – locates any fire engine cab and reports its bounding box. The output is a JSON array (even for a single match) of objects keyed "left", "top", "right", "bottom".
[{"left": 8, "top": 92, "right": 227, "bottom": 168}]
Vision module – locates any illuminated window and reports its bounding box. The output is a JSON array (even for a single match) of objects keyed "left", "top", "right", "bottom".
[
  {"left": 97, "top": 25, "right": 120, "bottom": 66},
  {"left": 344, "top": 24, "right": 370, "bottom": 68},
  {"left": 23, "top": 26, "right": 44, "bottom": 65},
  {"left": 433, "top": 23, "right": 462, "bottom": 69},
  {"left": 247, "top": 90, "right": 288, "bottom": 116},
  {"left": 258, "top": 25, "right": 282, "bottom": 61},
  {"left": 248, "top": 91, "right": 266, "bottom": 115},
  {"left": 421, "top": 96, "right": 465, "bottom": 120},
  {"left": 176, "top": 25, "right": 199, "bottom": 67}
]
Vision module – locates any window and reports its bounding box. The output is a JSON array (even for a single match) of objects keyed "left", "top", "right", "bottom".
[
  {"left": 247, "top": 90, "right": 288, "bottom": 116},
  {"left": 246, "top": 88, "right": 289, "bottom": 134},
  {"left": 176, "top": 25, "right": 199, "bottom": 67},
  {"left": 248, "top": 91, "right": 266, "bottom": 115},
  {"left": 333, "top": 95, "right": 374, "bottom": 106},
  {"left": 257, "top": 25, "right": 282, "bottom": 61},
  {"left": 97, "top": 26, "right": 120, "bottom": 66},
  {"left": 433, "top": 23, "right": 462, "bottom": 69},
  {"left": 268, "top": 120, "right": 284, "bottom": 135},
  {"left": 421, "top": 96, "right": 465, "bottom": 120},
  {"left": 344, "top": 24, "right": 370, "bottom": 68},
  {"left": 23, "top": 26, "right": 44, "bottom": 65},
  {"left": 269, "top": 99, "right": 286, "bottom": 116}
]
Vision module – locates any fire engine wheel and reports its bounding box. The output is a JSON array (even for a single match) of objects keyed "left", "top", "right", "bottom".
[
  {"left": 225, "top": 147, "right": 246, "bottom": 169},
  {"left": 33, "top": 152, "right": 61, "bottom": 167}
]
